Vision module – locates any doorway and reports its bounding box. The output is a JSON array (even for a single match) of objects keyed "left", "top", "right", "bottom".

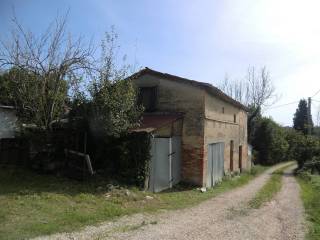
[
  {"left": 230, "top": 140, "right": 234, "bottom": 171},
  {"left": 207, "top": 142, "right": 225, "bottom": 187},
  {"left": 149, "top": 137, "right": 181, "bottom": 192}
]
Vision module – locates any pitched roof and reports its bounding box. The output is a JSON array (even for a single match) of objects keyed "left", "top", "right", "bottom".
[{"left": 129, "top": 67, "right": 248, "bottom": 111}]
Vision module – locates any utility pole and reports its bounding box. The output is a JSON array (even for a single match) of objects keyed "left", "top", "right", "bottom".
[{"left": 308, "top": 97, "right": 312, "bottom": 135}]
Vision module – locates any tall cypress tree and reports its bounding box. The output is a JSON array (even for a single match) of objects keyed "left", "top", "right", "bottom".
[{"left": 293, "top": 99, "right": 312, "bottom": 134}]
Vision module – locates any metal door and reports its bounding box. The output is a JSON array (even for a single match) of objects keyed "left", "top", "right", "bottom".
[
  {"left": 171, "top": 136, "right": 181, "bottom": 185},
  {"left": 207, "top": 142, "right": 224, "bottom": 187},
  {"left": 149, "top": 137, "right": 181, "bottom": 192},
  {"left": 150, "top": 138, "right": 170, "bottom": 192}
]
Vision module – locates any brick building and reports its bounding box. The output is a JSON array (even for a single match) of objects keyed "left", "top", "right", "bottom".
[{"left": 131, "top": 68, "right": 249, "bottom": 191}]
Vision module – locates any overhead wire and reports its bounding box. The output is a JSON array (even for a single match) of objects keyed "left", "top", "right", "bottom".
[
  {"left": 312, "top": 88, "right": 320, "bottom": 98},
  {"left": 265, "top": 101, "right": 300, "bottom": 110},
  {"left": 266, "top": 92, "right": 320, "bottom": 110}
]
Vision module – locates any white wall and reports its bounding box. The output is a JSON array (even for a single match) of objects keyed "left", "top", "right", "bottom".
[{"left": 0, "top": 108, "right": 17, "bottom": 138}]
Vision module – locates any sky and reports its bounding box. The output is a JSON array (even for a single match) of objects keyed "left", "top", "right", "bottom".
[{"left": 1, "top": 0, "right": 320, "bottom": 126}]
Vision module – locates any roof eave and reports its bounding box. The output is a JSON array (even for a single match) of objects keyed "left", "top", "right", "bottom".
[{"left": 129, "top": 68, "right": 249, "bottom": 111}]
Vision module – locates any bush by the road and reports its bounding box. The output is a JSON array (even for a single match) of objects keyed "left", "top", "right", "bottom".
[
  {"left": 252, "top": 117, "right": 289, "bottom": 165},
  {"left": 251, "top": 117, "right": 320, "bottom": 172}
]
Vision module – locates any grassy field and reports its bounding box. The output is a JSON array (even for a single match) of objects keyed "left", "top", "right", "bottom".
[
  {"left": 297, "top": 173, "right": 320, "bottom": 240},
  {"left": 0, "top": 165, "right": 267, "bottom": 240},
  {"left": 248, "top": 163, "right": 293, "bottom": 209}
]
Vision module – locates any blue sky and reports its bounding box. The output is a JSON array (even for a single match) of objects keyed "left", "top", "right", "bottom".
[{"left": 1, "top": 0, "right": 320, "bottom": 126}]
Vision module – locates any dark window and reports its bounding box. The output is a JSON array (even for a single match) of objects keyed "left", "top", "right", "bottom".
[
  {"left": 222, "top": 107, "right": 225, "bottom": 113},
  {"left": 138, "top": 87, "right": 157, "bottom": 112},
  {"left": 234, "top": 114, "right": 237, "bottom": 123},
  {"left": 239, "top": 145, "right": 243, "bottom": 171},
  {"left": 230, "top": 140, "right": 234, "bottom": 171}
]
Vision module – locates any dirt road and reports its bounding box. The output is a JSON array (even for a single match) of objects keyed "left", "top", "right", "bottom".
[{"left": 37, "top": 163, "right": 306, "bottom": 240}]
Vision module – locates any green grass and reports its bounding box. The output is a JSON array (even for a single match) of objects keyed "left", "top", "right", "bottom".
[
  {"left": 248, "top": 163, "right": 293, "bottom": 209},
  {"left": 297, "top": 173, "right": 320, "bottom": 240},
  {"left": 0, "top": 165, "right": 268, "bottom": 239}
]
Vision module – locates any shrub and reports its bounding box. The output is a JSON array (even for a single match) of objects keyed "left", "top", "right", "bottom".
[
  {"left": 285, "top": 128, "right": 320, "bottom": 171},
  {"left": 87, "top": 131, "right": 151, "bottom": 188},
  {"left": 301, "top": 156, "right": 320, "bottom": 174},
  {"left": 285, "top": 128, "right": 303, "bottom": 161},
  {"left": 296, "top": 136, "right": 320, "bottom": 169},
  {"left": 252, "top": 117, "right": 289, "bottom": 165}
]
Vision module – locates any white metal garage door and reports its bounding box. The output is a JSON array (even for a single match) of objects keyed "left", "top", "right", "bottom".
[
  {"left": 149, "top": 137, "right": 181, "bottom": 192},
  {"left": 207, "top": 142, "right": 224, "bottom": 187}
]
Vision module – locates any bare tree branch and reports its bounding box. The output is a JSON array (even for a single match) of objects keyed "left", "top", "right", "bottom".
[
  {"left": 0, "top": 11, "right": 94, "bottom": 130},
  {"left": 220, "top": 66, "right": 278, "bottom": 109}
]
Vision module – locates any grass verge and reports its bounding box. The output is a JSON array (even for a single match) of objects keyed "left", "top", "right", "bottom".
[
  {"left": 0, "top": 165, "right": 267, "bottom": 239},
  {"left": 248, "top": 163, "right": 293, "bottom": 209},
  {"left": 297, "top": 172, "right": 320, "bottom": 240}
]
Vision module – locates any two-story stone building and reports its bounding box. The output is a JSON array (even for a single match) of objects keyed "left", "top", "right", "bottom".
[{"left": 130, "top": 68, "right": 249, "bottom": 192}]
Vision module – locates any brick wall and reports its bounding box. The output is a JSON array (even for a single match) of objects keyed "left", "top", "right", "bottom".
[
  {"left": 134, "top": 74, "right": 205, "bottom": 185},
  {"left": 133, "top": 73, "right": 249, "bottom": 187}
]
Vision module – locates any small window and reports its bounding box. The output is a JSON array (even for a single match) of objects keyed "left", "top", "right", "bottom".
[
  {"left": 138, "top": 87, "right": 157, "bottom": 112},
  {"left": 234, "top": 114, "right": 237, "bottom": 123},
  {"left": 222, "top": 107, "right": 225, "bottom": 113}
]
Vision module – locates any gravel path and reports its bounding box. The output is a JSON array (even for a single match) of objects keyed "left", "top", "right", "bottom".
[{"left": 35, "top": 163, "right": 306, "bottom": 240}]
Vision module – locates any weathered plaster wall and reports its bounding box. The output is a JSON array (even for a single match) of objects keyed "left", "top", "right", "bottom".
[
  {"left": 204, "top": 93, "right": 248, "bottom": 185},
  {"left": 0, "top": 108, "right": 17, "bottom": 138}
]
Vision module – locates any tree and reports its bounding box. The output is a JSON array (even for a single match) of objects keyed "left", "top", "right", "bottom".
[
  {"left": 247, "top": 105, "right": 262, "bottom": 144},
  {"left": 87, "top": 30, "right": 142, "bottom": 137},
  {"left": 220, "top": 66, "right": 277, "bottom": 143},
  {"left": 221, "top": 66, "right": 277, "bottom": 108},
  {"left": 252, "top": 117, "right": 289, "bottom": 165},
  {"left": 293, "top": 99, "right": 312, "bottom": 135},
  {"left": 0, "top": 70, "right": 16, "bottom": 105},
  {"left": 0, "top": 13, "right": 93, "bottom": 130}
]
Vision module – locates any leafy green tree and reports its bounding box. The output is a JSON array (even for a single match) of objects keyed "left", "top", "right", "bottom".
[
  {"left": 295, "top": 136, "right": 320, "bottom": 169},
  {"left": 0, "top": 70, "right": 15, "bottom": 105},
  {"left": 0, "top": 68, "right": 68, "bottom": 128},
  {"left": 284, "top": 128, "right": 320, "bottom": 170},
  {"left": 87, "top": 30, "right": 142, "bottom": 137},
  {"left": 252, "top": 117, "right": 289, "bottom": 165},
  {"left": 313, "top": 126, "right": 320, "bottom": 137},
  {"left": 284, "top": 128, "right": 305, "bottom": 161},
  {"left": 247, "top": 105, "right": 262, "bottom": 144},
  {"left": 0, "top": 14, "right": 92, "bottom": 130},
  {"left": 293, "top": 99, "right": 312, "bottom": 135}
]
